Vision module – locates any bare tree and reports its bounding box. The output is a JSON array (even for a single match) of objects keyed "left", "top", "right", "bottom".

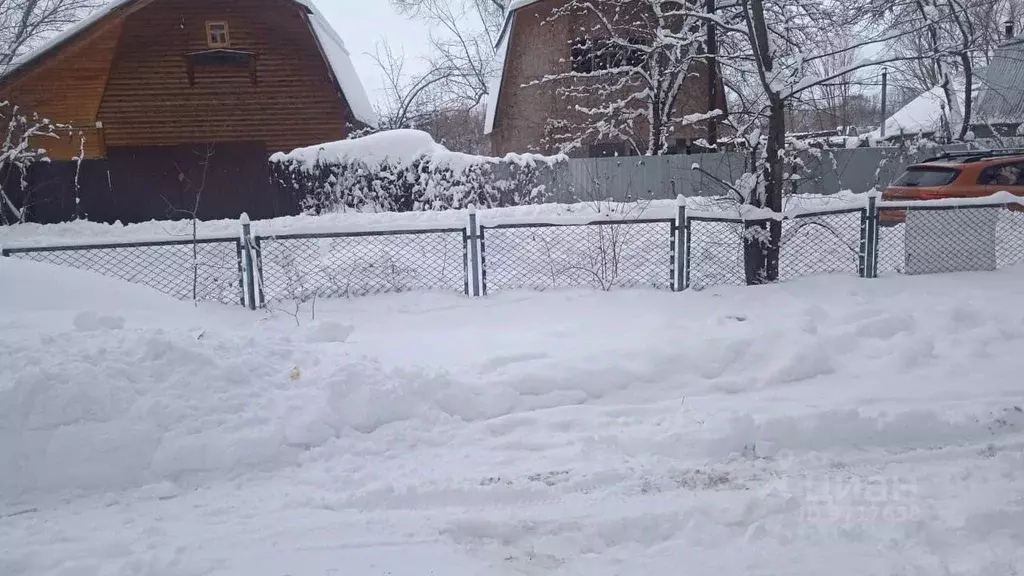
[
  {"left": 368, "top": 40, "right": 491, "bottom": 154},
  {"left": 530, "top": 0, "right": 720, "bottom": 156},
  {"left": 854, "top": 0, "right": 1023, "bottom": 140},
  {"left": 390, "top": 0, "right": 504, "bottom": 109},
  {"left": 370, "top": 40, "right": 455, "bottom": 130},
  {"left": 0, "top": 100, "right": 70, "bottom": 224},
  {"left": 160, "top": 144, "right": 215, "bottom": 304},
  {"left": 692, "top": 0, "right": 964, "bottom": 283},
  {"left": 0, "top": 0, "right": 100, "bottom": 68}
]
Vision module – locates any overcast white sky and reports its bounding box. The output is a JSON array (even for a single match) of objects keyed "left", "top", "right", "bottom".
[{"left": 314, "top": 0, "right": 434, "bottom": 109}]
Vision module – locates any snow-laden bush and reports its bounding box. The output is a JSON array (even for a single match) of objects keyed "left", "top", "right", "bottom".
[{"left": 270, "top": 129, "right": 568, "bottom": 214}]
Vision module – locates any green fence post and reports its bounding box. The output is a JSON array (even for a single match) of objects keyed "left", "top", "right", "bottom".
[
  {"left": 674, "top": 194, "right": 686, "bottom": 291},
  {"left": 240, "top": 213, "right": 257, "bottom": 310},
  {"left": 468, "top": 205, "right": 482, "bottom": 297},
  {"left": 867, "top": 195, "right": 879, "bottom": 279}
]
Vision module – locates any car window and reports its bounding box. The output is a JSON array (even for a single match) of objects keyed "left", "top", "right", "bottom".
[
  {"left": 978, "top": 162, "right": 1024, "bottom": 186},
  {"left": 893, "top": 167, "right": 960, "bottom": 187}
]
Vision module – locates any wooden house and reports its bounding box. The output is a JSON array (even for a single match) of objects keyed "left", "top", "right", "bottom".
[
  {"left": 484, "top": 0, "right": 726, "bottom": 158},
  {"left": 0, "top": 0, "right": 376, "bottom": 223}
]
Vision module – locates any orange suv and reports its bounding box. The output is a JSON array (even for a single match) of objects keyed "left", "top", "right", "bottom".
[{"left": 881, "top": 150, "right": 1024, "bottom": 224}]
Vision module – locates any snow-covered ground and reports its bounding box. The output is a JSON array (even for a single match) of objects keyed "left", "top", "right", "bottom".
[
  {"left": 0, "top": 194, "right": 867, "bottom": 248},
  {"left": 2, "top": 256, "right": 1024, "bottom": 575}
]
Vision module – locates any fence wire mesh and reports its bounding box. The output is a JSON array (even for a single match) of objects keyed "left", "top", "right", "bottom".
[
  {"left": 877, "top": 205, "right": 1024, "bottom": 276},
  {"left": 481, "top": 220, "right": 674, "bottom": 292},
  {"left": 6, "top": 202, "right": 1021, "bottom": 307},
  {"left": 686, "top": 218, "right": 747, "bottom": 288},
  {"left": 2, "top": 239, "right": 243, "bottom": 304},
  {"left": 687, "top": 210, "right": 865, "bottom": 289},
  {"left": 779, "top": 210, "right": 865, "bottom": 281},
  {"left": 255, "top": 229, "right": 467, "bottom": 302}
]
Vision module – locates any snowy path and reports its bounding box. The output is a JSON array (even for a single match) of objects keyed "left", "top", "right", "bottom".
[{"left": 2, "top": 258, "right": 1024, "bottom": 575}]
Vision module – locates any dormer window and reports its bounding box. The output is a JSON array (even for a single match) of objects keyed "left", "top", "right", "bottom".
[{"left": 206, "top": 21, "right": 230, "bottom": 48}]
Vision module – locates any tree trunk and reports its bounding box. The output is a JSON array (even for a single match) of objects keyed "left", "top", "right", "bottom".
[
  {"left": 959, "top": 55, "right": 973, "bottom": 140},
  {"left": 764, "top": 100, "right": 785, "bottom": 282},
  {"left": 742, "top": 0, "right": 783, "bottom": 285},
  {"left": 706, "top": 0, "right": 719, "bottom": 146},
  {"left": 652, "top": 90, "right": 664, "bottom": 155},
  {"left": 743, "top": 100, "right": 784, "bottom": 285}
]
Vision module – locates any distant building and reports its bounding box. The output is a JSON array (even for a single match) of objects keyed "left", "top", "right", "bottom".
[
  {"left": 974, "top": 36, "right": 1024, "bottom": 137},
  {"left": 0, "top": 0, "right": 376, "bottom": 224},
  {"left": 484, "top": 0, "right": 726, "bottom": 158}
]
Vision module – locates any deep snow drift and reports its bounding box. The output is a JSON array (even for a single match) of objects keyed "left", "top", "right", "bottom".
[{"left": 2, "top": 257, "right": 1024, "bottom": 575}]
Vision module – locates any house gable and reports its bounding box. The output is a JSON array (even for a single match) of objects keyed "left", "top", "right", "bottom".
[
  {"left": 0, "top": 0, "right": 376, "bottom": 160},
  {"left": 96, "top": 0, "right": 350, "bottom": 153},
  {"left": 486, "top": 0, "right": 724, "bottom": 157}
]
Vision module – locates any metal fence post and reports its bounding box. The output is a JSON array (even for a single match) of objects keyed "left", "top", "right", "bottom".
[
  {"left": 468, "top": 205, "right": 482, "bottom": 297},
  {"left": 866, "top": 195, "right": 879, "bottom": 279},
  {"left": 240, "top": 213, "right": 257, "bottom": 310},
  {"left": 859, "top": 207, "right": 869, "bottom": 278},
  {"left": 673, "top": 194, "right": 686, "bottom": 291}
]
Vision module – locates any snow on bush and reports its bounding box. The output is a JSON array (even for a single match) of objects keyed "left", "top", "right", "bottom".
[{"left": 269, "top": 129, "right": 569, "bottom": 214}]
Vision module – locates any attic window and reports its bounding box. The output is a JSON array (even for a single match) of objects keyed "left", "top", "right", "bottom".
[{"left": 206, "top": 21, "right": 230, "bottom": 48}]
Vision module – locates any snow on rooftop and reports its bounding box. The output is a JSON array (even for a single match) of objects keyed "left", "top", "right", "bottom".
[
  {"left": 485, "top": 0, "right": 548, "bottom": 135},
  {"left": 865, "top": 81, "right": 966, "bottom": 140},
  {"left": 299, "top": 0, "right": 378, "bottom": 128},
  {"left": 507, "top": 0, "right": 545, "bottom": 10},
  {"left": 0, "top": 0, "right": 377, "bottom": 128},
  {"left": 484, "top": 34, "right": 511, "bottom": 135}
]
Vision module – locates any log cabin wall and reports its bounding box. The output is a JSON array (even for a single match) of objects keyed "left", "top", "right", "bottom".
[
  {"left": 0, "top": 18, "right": 124, "bottom": 160},
  {"left": 98, "top": 0, "right": 350, "bottom": 153}
]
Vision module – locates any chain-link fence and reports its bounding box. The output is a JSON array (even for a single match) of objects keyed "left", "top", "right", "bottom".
[
  {"left": 877, "top": 204, "right": 1024, "bottom": 276},
  {"left": 253, "top": 228, "right": 468, "bottom": 303},
  {"left": 780, "top": 209, "right": 866, "bottom": 281},
  {"left": 686, "top": 209, "right": 867, "bottom": 289},
  {"left": 685, "top": 217, "right": 748, "bottom": 288},
  {"left": 1, "top": 237, "right": 244, "bottom": 304},
  {"left": 5, "top": 198, "right": 1024, "bottom": 307},
  {"left": 479, "top": 219, "right": 676, "bottom": 293}
]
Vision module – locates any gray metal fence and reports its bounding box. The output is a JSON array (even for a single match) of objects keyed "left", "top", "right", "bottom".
[
  {"left": 685, "top": 208, "right": 868, "bottom": 289},
  {"left": 252, "top": 228, "right": 468, "bottom": 304},
  {"left": 1, "top": 237, "right": 245, "bottom": 304},
  {"left": 479, "top": 219, "right": 677, "bottom": 293},
  {"left": 4, "top": 196, "right": 1023, "bottom": 306}
]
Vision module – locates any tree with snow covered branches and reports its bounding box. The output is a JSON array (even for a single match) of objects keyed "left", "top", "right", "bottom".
[
  {"left": 695, "top": 0, "right": 969, "bottom": 282},
  {"left": 0, "top": 0, "right": 100, "bottom": 67},
  {"left": 0, "top": 101, "right": 69, "bottom": 224},
  {"left": 530, "top": 0, "right": 723, "bottom": 156}
]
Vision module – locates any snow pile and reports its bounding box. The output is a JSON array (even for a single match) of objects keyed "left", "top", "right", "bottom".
[
  {"left": 2, "top": 257, "right": 1024, "bottom": 573},
  {"left": 268, "top": 130, "right": 568, "bottom": 214},
  {"left": 270, "top": 129, "right": 453, "bottom": 170},
  {"left": 270, "top": 129, "right": 565, "bottom": 172}
]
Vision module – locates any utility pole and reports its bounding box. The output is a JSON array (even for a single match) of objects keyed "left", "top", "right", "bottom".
[
  {"left": 880, "top": 67, "right": 888, "bottom": 139},
  {"left": 706, "top": 0, "right": 719, "bottom": 147}
]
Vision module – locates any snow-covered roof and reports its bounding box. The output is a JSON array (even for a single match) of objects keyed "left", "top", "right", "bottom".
[
  {"left": 300, "top": 0, "right": 377, "bottom": 127},
  {"left": 484, "top": 0, "right": 546, "bottom": 135},
  {"left": 483, "top": 32, "right": 512, "bottom": 135},
  {"left": 865, "top": 81, "right": 967, "bottom": 140},
  {"left": 507, "top": 0, "right": 545, "bottom": 12},
  {"left": 0, "top": 0, "right": 377, "bottom": 128}
]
